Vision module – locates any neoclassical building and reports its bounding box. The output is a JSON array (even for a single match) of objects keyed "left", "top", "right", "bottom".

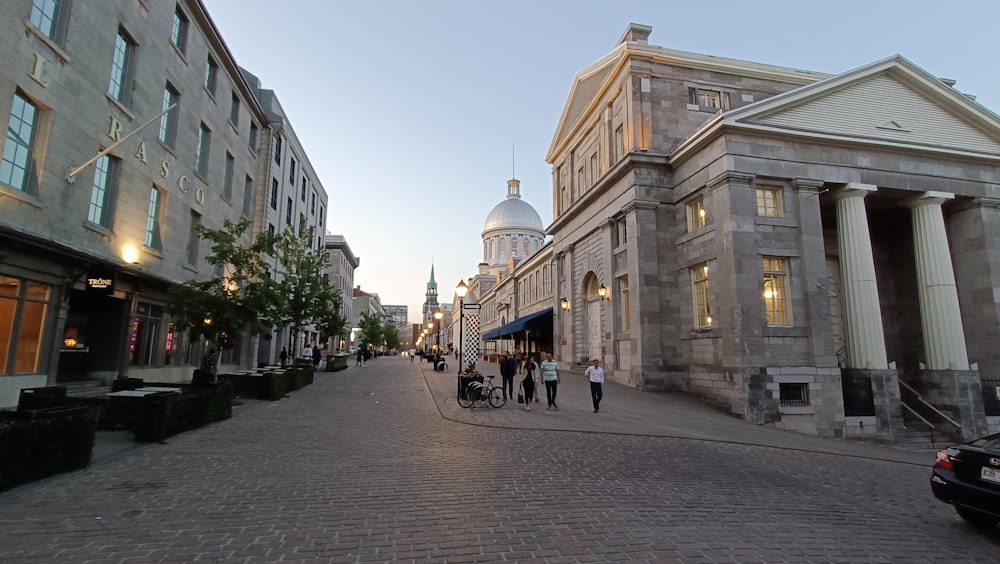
[{"left": 547, "top": 23, "right": 1000, "bottom": 440}]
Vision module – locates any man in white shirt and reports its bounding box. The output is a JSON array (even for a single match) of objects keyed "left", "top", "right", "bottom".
[{"left": 585, "top": 358, "right": 605, "bottom": 413}]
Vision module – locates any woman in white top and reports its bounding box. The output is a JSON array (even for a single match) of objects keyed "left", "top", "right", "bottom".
[{"left": 585, "top": 358, "right": 605, "bottom": 413}]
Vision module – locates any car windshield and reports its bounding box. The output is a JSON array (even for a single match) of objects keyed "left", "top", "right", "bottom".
[{"left": 968, "top": 433, "right": 1000, "bottom": 449}]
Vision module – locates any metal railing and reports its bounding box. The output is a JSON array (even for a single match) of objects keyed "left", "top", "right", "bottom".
[
  {"left": 898, "top": 379, "right": 962, "bottom": 446},
  {"left": 982, "top": 379, "right": 1000, "bottom": 417}
]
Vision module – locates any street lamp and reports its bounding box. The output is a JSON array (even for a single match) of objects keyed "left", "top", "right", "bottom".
[
  {"left": 434, "top": 309, "right": 443, "bottom": 356},
  {"left": 598, "top": 283, "right": 609, "bottom": 300},
  {"left": 456, "top": 280, "right": 469, "bottom": 399}
]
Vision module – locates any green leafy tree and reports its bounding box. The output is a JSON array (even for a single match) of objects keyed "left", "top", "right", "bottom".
[
  {"left": 167, "top": 218, "right": 274, "bottom": 378},
  {"left": 383, "top": 325, "right": 400, "bottom": 351},
  {"left": 356, "top": 311, "right": 384, "bottom": 351},
  {"left": 270, "top": 225, "right": 344, "bottom": 357}
]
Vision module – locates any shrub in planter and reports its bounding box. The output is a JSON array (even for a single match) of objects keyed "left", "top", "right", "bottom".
[{"left": 0, "top": 406, "right": 97, "bottom": 492}]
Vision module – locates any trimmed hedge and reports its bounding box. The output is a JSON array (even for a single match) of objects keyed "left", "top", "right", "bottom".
[
  {"left": 220, "top": 365, "right": 314, "bottom": 401},
  {"left": 0, "top": 406, "right": 97, "bottom": 492}
]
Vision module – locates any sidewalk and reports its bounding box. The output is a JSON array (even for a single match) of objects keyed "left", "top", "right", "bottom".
[{"left": 418, "top": 356, "right": 932, "bottom": 466}]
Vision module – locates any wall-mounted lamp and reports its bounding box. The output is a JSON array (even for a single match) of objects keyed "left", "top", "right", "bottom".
[
  {"left": 560, "top": 297, "right": 570, "bottom": 310},
  {"left": 597, "top": 283, "right": 609, "bottom": 300},
  {"left": 122, "top": 246, "right": 140, "bottom": 265}
]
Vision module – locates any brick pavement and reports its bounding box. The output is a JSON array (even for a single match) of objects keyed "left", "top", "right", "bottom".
[{"left": 0, "top": 356, "right": 996, "bottom": 563}]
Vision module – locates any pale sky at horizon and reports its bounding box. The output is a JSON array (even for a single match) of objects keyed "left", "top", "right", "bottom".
[{"left": 202, "top": 0, "right": 1000, "bottom": 324}]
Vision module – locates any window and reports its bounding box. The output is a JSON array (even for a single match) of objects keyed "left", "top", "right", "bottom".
[
  {"left": 615, "top": 218, "right": 628, "bottom": 247},
  {"left": 691, "top": 263, "right": 711, "bottom": 328},
  {"left": 687, "top": 197, "right": 706, "bottom": 231},
  {"left": 301, "top": 176, "right": 307, "bottom": 202},
  {"left": 108, "top": 27, "right": 136, "bottom": 105},
  {"left": 87, "top": 155, "right": 120, "bottom": 228},
  {"left": 762, "top": 257, "right": 790, "bottom": 326},
  {"left": 270, "top": 178, "right": 278, "bottom": 210},
  {"left": 249, "top": 122, "right": 258, "bottom": 151},
  {"left": 286, "top": 197, "right": 292, "bottom": 225},
  {"left": 229, "top": 91, "right": 240, "bottom": 126},
  {"left": 319, "top": 206, "right": 324, "bottom": 225},
  {"left": 242, "top": 174, "right": 253, "bottom": 217},
  {"left": 0, "top": 276, "right": 51, "bottom": 374},
  {"left": 129, "top": 302, "right": 164, "bottom": 367},
  {"left": 273, "top": 136, "right": 282, "bottom": 165},
  {"left": 618, "top": 275, "right": 630, "bottom": 331},
  {"left": 779, "top": 383, "right": 810, "bottom": 407},
  {"left": 195, "top": 123, "right": 211, "bottom": 177},
  {"left": 613, "top": 125, "right": 625, "bottom": 162},
  {"left": 222, "top": 152, "right": 234, "bottom": 201},
  {"left": 170, "top": 5, "right": 188, "bottom": 54},
  {"left": 310, "top": 192, "right": 316, "bottom": 215},
  {"left": 30, "top": 0, "right": 69, "bottom": 44},
  {"left": 590, "top": 153, "right": 599, "bottom": 185},
  {"left": 185, "top": 211, "right": 201, "bottom": 266},
  {"left": 688, "top": 87, "right": 730, "bottom": 112},
  {"left": 145, "top": 186, "right": 163, "bottom": 249},
  {"left": 204, "top": 56, "right": 218, "bottom": 95},
  {"left": 1, "top": 92, "right": 40, "bottom": 192},
  {"left": 756, "top": 184, "right": 783, "bottom": 218},
  {"left": 289, "top": 157, "right": 296, "bottom": 184},
  {"left": 158, "top": 82, "right": 179, "bottom": 147}
]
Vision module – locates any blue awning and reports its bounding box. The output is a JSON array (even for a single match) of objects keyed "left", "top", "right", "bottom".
[{"left": 482, "top": 308, "right": 553, "bottom": 340}]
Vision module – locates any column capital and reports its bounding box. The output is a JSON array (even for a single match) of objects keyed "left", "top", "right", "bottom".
[
  {"left": 901, "top": 191, "right": 955, "bottom": 209},
  {"left": 790, "top": 178, "right": 825, "bottom": 192},
  {"left": 706, "top": 171, "right": 755, "bottom": 192},
  {"left": 831, "top": 183, "right": 877, "bottom": 201}
]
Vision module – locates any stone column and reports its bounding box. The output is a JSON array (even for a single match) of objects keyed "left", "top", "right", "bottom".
[
  {"left": 903, "top": 191, "right": 969, "bottom": 370},
  {"left": 792, "top": 179, "right": 837, "bottom": 366},
  {"left": 832, "top": 183, "right": 888, "bottom": 369}
]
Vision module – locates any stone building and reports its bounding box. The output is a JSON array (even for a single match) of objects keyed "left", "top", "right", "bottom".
[
  {"left": 546, "top": 23, "right": 1000, "bottom": 440},
  {"left": 325, "top": 234, "right": 359, "bottom": 351},
  {"left": 0, "top": 0, "right": 269, "bottom": 406}
]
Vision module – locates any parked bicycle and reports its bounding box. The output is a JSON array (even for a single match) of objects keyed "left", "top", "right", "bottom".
[{"left": 458, "top": 374, "right": 506, "bottom": 408}]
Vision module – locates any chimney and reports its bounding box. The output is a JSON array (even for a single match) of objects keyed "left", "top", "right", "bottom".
[{"left": 618, "top": 23, "right": 652, "bottom": 47}]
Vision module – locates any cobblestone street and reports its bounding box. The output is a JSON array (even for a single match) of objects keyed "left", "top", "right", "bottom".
[{"left": 1, "top": 356, "right": 997, "bottom": 562}]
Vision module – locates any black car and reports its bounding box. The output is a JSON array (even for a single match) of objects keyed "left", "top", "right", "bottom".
[{"left": 930, "top": 432, "right": 1000, "bottom": 528}]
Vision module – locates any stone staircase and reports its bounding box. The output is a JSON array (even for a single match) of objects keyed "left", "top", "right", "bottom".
[
  {"left": 899, "top": 408, "right": 955, "bottom": 453},
  {"left": 62, "top": 379, "right": 112, "bottom": 398}
]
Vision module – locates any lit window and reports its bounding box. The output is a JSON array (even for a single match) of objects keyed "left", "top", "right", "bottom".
[
  {"left": 0, "top": 276, "right": 52, "bottom": 375},
  {"left": 762, "top": 257, "right": 790, "bottom": 325},
  {"left": 223, "top": 152, "right": 234, "bottom": 201},
  {"left": 108, "top": 27, "right": 136, "bottom": 104},
  {"left": 158, "top": 83, "right": 179, "bottom": 146},
  {"left": 1, "top": 92, "right": 40, "bottom": 192},
  {"left": 691, "top": 263, "right": 711, "bottom": 328},
  {"left": 145, "top": 186, "right": 163, "bottom": 249},
  {"left": 756, "top": 185, "right": 783, "bottom": 218},
  {"left": 129, "top": 302, "right": 164, "bottom": 367},
  {"left": 87, "top": 155, "right": 120, "bottom": 228},
  {"left": 170, "top": 5, "right": 188, "bottom": 54},
  {"left": 687, "top": 197, "right": 707, "bottom": 231},
  {"left": 204, "top": 56, "right": 218, "bottom": 95},
  {"left": 619, "top": 275, "right": 630, "bottom": 331},
  {"left": 195, "top": 123, "right": 211, "bottom": 176}
]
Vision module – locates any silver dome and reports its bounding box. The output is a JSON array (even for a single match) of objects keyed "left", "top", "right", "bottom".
[{"left": 483, "top": 198, "right": 544, "bottom": 233}]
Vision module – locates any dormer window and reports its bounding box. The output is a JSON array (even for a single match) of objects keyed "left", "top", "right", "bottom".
[{"left": 688, "top": 87, "right": 730, "bottom": 112}]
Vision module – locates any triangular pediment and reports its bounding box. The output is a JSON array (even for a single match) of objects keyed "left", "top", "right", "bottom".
[
  {"left": 728, "top": 58, "right": 1000, "bottom": 157},
  {"left": 547, "top": 48, "right": 624, "bottom": 161}
]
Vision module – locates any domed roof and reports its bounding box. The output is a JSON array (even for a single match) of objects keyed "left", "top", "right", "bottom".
[{"left": 483, "top": 179, "right": 544, "bottom": 233}]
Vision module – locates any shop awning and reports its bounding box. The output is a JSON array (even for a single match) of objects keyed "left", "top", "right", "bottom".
[{"left": 481, "top": 308, "right": 553, "bottom": 340}]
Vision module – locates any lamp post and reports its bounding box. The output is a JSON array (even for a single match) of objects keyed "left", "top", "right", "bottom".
[
  {"left": 434, "top": 309, "right": 443, "bottom": 356},
  {"left": 456, "top": 280, "right": 469, "bottom": 399}
]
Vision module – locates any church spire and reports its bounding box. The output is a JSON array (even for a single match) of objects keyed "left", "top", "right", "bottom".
[{"left": 427, "top": 264, "right": 437, "bottom": 289}]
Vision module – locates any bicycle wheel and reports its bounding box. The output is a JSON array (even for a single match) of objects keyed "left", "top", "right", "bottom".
[
  {"left": 488, "top": 386, "right": 506, "bottom": 408},
  {"left": 457, "top": 384, "right": 474, "bottom": 408}
]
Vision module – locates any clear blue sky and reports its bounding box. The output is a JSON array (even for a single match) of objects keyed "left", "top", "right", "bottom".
[{"left": 203, "top": 0, "right": 1000, "bottom": 323}]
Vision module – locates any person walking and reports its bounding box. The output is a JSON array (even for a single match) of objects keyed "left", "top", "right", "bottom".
[
  {"left": 540, "top": 352, "right": 560, "bottom": 409},
  {"left": 356, "top": 347, "right": 364, "bottom": 367},
  {"left": 499, "top": 351, "right": 516, "bottom": 402},
  {"left": 312, "top": 343, "right": 322, "bottom": 368},
  {"left": 585, "top": 358, "right": 605, "bottom": 413},
  {"left": 409, "top": 347, "right": 416, "bottom": 362},
  {"left": 279, "top": 347, "right": 288, "bottom": 367},
  {"left": 302, "top": 342, "right": 313, "bottom": 364},
  {"left": 522, "top": 354, "right": 539, "bottom": 410}
]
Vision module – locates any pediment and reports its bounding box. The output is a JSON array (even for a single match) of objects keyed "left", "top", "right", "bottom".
[{"left": 735, "top": 65, "right": 1000, "bottom": 157}]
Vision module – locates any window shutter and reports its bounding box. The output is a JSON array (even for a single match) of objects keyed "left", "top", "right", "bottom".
[{"left": 688, "top": 87, "right": 696, "bottom": 105}]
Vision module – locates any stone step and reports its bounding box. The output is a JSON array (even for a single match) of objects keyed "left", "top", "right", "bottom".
[{"left": 63, "top": 380, "right": 112, "bottom": 398}]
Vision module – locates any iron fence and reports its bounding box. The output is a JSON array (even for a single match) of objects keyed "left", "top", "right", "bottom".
[
  {"left": 842, "top": 373, "right": 875, "bottom": 416},
  {"left": 982, "top": 379, "right": 1000, "bottom": 417}
]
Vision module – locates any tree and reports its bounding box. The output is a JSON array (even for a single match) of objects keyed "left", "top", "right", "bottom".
[
  {"left": 167, "top": 218, "right": 274, "bottom": 379},
  {"left": 269, "top": 224, "right": 343, "bottom": 357},
  {"left": 356, "top": 311, "right": 384, "bottom": 351},
  {"left": 382, "top": 325, "right": 400, "bottom": 351}
]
